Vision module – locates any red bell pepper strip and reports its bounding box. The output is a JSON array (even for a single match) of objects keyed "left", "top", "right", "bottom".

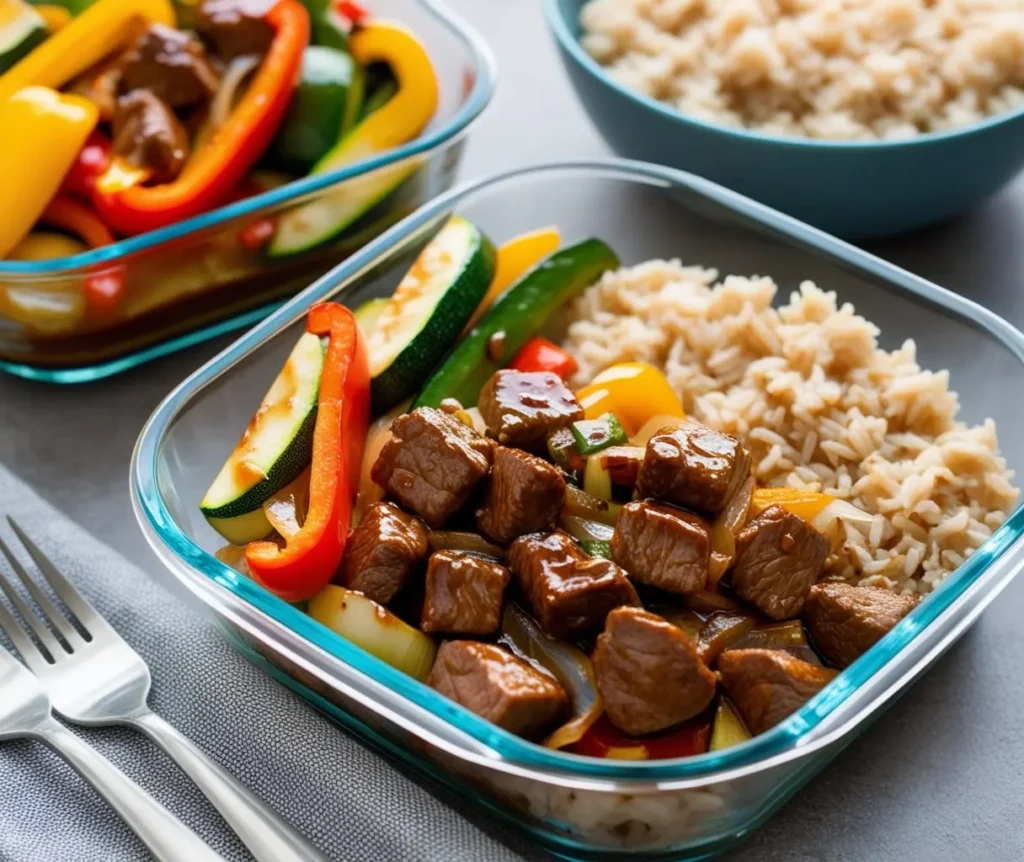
[
  {"left": 39, "top": 195, "right": 126, "bottom": 320},
  {"left": 335, "top": 0, "right": 369, "bottom": 26},
  {"left": 246, "top": 302, "right": 370, "bottom": 602},
  {"left": 572, "top": 714, "right": 712, "bottom": 760},
  {"left": 92, "top": 0, "right": 309, "bottom": 236},
  {"left": 62, "top": 131, "right": 112, "bottom": 200},
  {"left": 509, "top": 337, "right": 579, "bottom": 379}
]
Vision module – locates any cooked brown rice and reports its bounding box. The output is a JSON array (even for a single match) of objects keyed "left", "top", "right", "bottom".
[
  {"left": 561, "top": 260, "right": 1020, "bottom": 594},
  {"left": 580, "top": 0, "right": 1024, "bottom": 140}
]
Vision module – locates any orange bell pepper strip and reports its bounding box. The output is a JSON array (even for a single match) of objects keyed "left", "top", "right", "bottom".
[
  {"left": 39, "top": 195, "right": 126, "bottom": 320},
  {"left": 93, "top": 0, "right": 309, "bottom": 236},
  {"left": 246, "top": 302, "right": 370, "bottom": 602}
]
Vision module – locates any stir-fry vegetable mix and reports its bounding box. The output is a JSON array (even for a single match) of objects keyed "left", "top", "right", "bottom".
[
  {"left": 203, "top": 217, "right": 913, "bottom": 760},
  {"left": 0, "top": 0, "right": 438, "bottom": 324}
]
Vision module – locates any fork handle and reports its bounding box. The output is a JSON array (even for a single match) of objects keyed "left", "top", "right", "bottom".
[
  {"left": 129, "top": 709, "right": 330, "bottom": 862},
  {"left": 34, "top": 718, "right": 227, "bottom": 862}
]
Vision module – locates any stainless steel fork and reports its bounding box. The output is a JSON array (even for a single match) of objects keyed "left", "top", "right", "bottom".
[
  {"left": 0, "top": 627, "right": 226, "bottom": 862},
  {"left": 0, "top": 517, "right": 330, "bottom": 862}
]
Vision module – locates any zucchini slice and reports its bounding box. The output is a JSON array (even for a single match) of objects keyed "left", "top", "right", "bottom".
[
  {"left": 201, "top": 332, "right": 325, "bottom": 542},
  {"left": 414, "top": 239, "right": 619, "bottom": 410},
  {"left": 361, "top": 215, "right": 495, "bottom": 414}
]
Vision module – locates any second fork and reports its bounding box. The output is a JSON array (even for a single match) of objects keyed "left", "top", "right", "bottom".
[{"left": 0, "top": 517, "right": 330, "bottom": 862}]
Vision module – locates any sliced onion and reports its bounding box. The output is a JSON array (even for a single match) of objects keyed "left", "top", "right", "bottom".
[
  {"left": 682, "top": 589, "right": 742, "bottom": 614},
  {"left": 810, "top": 497, "right": 875, "bottom": 532},
  {"left": 657, "top": 607, "right": 704, "bottom": 642},
  {"left": 562, "top": 514, "right": 614, "bottom": 545},
  {"left": 629, "top": 414, "right": 690, "bottom": 447},
  {"left": 500, "top": 603, "right": 603, "bottom": 750},
  {"left": 263, "top": 468, "right": 310, "bottom": 541},
  {"left": 464, "top": 406, "right": 487, "bottom": 437},
  {"left": 566, "top": 485, "right": 621, "bottom": 527},
  {"left": 354, "top": 401, "right": 408, "bottom": 525},
  {"left": 427, "top": 530, "right": 503, "bottom": 559},
  {"left": 215, "top": 544, "right": 252, "bottom": 578},
  {"left": 208, "top": 54, "right": 261, "bottom": 138},
  {"left": 707, "top": 476, "right": 755, "bottom": 588}
]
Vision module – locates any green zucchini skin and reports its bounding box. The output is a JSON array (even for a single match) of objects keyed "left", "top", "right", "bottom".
[
  {"left": 370, "top": 228, "right": 495, "bottom": 414},
  {"left": 413, "top": 239, "right": 619, "bottom": 410},
  {"left": 200, "top": 333, "right": 324, "bottom": 533},
  {"left": 0, "top": 4, "right": 47, "bottom": 75},
  {"left": 201, "top": 407, "right": 318, "bottom": 521}
]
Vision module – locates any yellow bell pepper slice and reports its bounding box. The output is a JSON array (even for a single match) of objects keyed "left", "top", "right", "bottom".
[
  {"left": 750, "top": 487, "right": 834, "bottom": 522},
  {"left": 0, "top": 232, "right": 88, "bottom": 334},
  {"left": 34, "top": 4, "right": 72, "bottom": 32},
  {"left": 348, "top": 21, "right": 439, "bottom": 152},
  {"left": 0, "top": 0, "right": 175, "bottom": 103},
  {"left": 576, "top": 362, "right": 685, "bottom": 436},
  {"left": 464, "top": 226, "right": 562, "bottom": 333},
  {"left": 0, "top": 86, "right": 98, "bottom": 257}
]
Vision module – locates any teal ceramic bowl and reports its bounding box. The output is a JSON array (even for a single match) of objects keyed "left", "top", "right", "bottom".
[{"left": 545, "top": 0, "right": 1024, "bottom": 240}]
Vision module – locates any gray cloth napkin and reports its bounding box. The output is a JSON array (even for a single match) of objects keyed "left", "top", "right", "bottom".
[{"left": 0, "top": 465, "right": 547, "bottom": 862}]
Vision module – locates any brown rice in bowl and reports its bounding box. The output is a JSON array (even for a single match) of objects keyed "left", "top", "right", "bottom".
[
  {"left": 561, "top": 259, "right": 1020, "bottom": 594},
  {"left": 580, "top": 0, "right": 1024, "bottom": 140}
]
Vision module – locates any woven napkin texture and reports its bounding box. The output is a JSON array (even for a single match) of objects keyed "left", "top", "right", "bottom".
[{"left": 0, "top": 464, "right": 545, "bottom": 862}]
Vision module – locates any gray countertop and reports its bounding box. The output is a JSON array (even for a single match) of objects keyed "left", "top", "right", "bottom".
[{"left": 2, "top": 1, "right": 1024, "bottom": 859}]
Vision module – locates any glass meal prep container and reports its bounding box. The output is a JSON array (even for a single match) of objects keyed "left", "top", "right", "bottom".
[
  {"left": 132, "top": 160, "right": 1024, "bottom": 860},
  {"left": 0, "top": 0, "right": 494, "bottom": 384}
]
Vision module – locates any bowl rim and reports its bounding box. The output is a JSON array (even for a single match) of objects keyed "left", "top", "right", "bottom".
[
  {"left": 543, "top": 0, "right": 1024, "bottom": 152},
  {"left": 133, "top": 157, "right": 1024, "bottom": 783},
  {"left": 0, "top": 0, "right": 497, "bottom": 276}
]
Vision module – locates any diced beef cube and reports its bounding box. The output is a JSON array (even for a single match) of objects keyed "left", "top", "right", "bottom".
[
  {"left": 611, "top": 501, "right": 710, "bottom": 595},
  {"left": 372, "top": 408, "right": 495, "bottom": 528},
  {"left": 118, "top": 24, "right": 219, "bottom": 109},
  {"left": 111, "top": 91, "right": 189, "bottom": 184},
  {"left": 338, "top": 502, "right": 428, "bottom": 605},
  {"left": 427, "top": 640, "right": 567, "bottom": 738},
  {"left": 508, "top": 531, "right": 639, "bottom": 640},
  {"left": 421, "top": 551, "right": 510, "bottom": 635},
  {"left": 730, "top": 505, "right": 830, "bottom": 620},
  {"left": 196, "top": 0, "right": 275, "bottom": 61},
  {"left": 804, "top": 583, "right": 918, "bottom": 668},
  {"left": 476, "top": 447, "right": 566, "bottom": 544},
  {"left": 478, "top": 370, "right": 584, "bottom": 452},
  {"left": 717, "top": 648, "right": 837, "bottom": 735},
  {"left": 592, "top": 607, "right": 717, "bottom": 736},
  {"left": 636, "top": 423, "right": 751, "bottom": 515}
]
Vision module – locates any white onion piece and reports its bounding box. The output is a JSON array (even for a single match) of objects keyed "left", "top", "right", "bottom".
[
  {"left": 811, "top": 498, "right": 875, "bottom": 532},
  {"left": 208, "top": 55, "right": 261, "bottom": 135}
]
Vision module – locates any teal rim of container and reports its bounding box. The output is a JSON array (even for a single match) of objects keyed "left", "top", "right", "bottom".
[
  {"left": 0, "top": 0, "right": 497, "bottom": 383},
  {"left": 134, "top": 159, "right": 1024, "bottom": 782},
  {"left": 543, "top": 0, "right": 1024, "bottom": 151}
]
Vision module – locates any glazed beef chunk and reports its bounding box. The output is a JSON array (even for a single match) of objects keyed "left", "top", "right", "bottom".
[
  {"left": 636, "top": 423, "right": 751, "bottom": 515},
  {"left": 804, "top": 583, "right": 918, "bottom": 668},
  {"left": 718, "top": 648, "right": 837, "bottom": 735},
  {"left": 371, "top": 407, "right": 495, "bottom": 528},
  {"left": 111, "top": 91, "right": 189, "bottom": 183},
  {"left": 118, "top": 24, "right": 219, "bottom": 109},
  {"left": 730, "top": 505, "right": 830, "bottom": 620},
  {"left": 339, "top": 502, "right": 428, "bottom": 605},
  {"left": 427, "top": 640, "right": 567, "bottom": 738},
  {"left": 508, "top": 531, "right": 639, "bottom": 640},
  {"left": 592, "top": 607, "right": 717, "bottom": 736},
  {"left": 611, "top": 501, "right": 710, "bottom": 595},
  {"left": 196, "top": 0, "right": 275, "bottom": 61},
  {"left": 421, "top": 551, "right": 510, "bottom": 635},
  {"left": 477, "top": 446, "right": 566, "bottom": 544},
  {"left": 478, "top": 370, "right": 584, "bottom": 452}
]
